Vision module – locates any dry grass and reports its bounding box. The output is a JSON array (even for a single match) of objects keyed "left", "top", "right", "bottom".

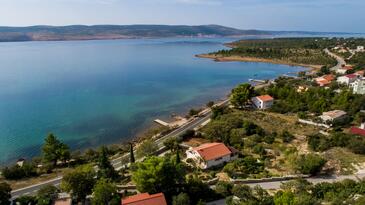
[
  {"left": 323, "top": 148, "right": 365, "bottom": 175},
  {"left": 240, "top": 111, "right": 320, "bottom": 136}
]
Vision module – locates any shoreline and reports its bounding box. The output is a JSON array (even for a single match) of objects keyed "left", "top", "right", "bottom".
[{"left": 196, "top": 53, "right": 322, "bottom": 72}]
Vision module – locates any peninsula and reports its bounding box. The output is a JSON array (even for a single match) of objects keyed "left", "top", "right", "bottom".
[{"left": 198, "top": 38, "right": 340, "bottom": 70}]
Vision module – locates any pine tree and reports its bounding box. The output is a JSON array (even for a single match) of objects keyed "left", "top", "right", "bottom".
[{"left": 97, "top": 146, "right": 118, "bottom": 179}]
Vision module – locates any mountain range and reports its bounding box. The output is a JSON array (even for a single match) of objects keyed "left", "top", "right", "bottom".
[{"left": 0, "top": 24, "right": 355, "bottom": 42}]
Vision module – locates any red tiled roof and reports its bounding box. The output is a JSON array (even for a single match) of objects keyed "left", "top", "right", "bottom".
[
  {"left": 323, "top": 74, "right": 335, "bottom": 81},
  {"left": 345, "top": 74, "right": 357, "bottom": 79},
  {"left": 356, "top": 70, "right": 365, "bottom": 76},
  {"left": 341, "top": 66, "right": 353, "bottom": 70},
  {"left": 256, "top": 95, "right": 274, "bottom": 102},
  {"left": 193, "top": 143, "right": 232, "bottom": 161},
  {"left": 122, "top": 193, "right": 167, "bottom": 205},
  {"left": 350, "top": 127, "right": 365, "bottom": 137},
  {"left": 317, "top": 79, "right": 331, "bottom": 86}
]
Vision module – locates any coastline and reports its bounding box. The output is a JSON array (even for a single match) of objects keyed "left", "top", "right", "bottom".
[{"left": 196, "top": 53, "right": 322, "bottom": 72}]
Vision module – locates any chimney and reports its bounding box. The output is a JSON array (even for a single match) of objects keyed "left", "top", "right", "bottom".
[{"left": 361, "top": 123, "right": 365, "bottom": 130}]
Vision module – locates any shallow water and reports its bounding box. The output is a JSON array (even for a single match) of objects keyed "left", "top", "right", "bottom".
[{"left": 0, "top": 38, "right": 304, "bottom": 164}]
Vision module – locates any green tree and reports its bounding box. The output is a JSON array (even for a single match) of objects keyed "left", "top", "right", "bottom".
[
  {"left": 14, "top": 195, "right": 37, "bottom": 205},
  {"left": 36, "top": 185, "right": 59, "bottom": 205},
  {"left": 57, "top": 143, "right": 70, "bottom": 164},
  {"left": 0, "top": 182, "right": 11, "bottom": 205},
  {"left": 136, "top": 140, "right": 158, "bottom": 158},
  {"left": 173, "top": 193, "right": 190, "bottom": 205},
  {"left": 97, "top": 146, "right": 118, "bottom": 180},
  {"left": 230, "top": 83, "right": 255, "bottom": 108},
  {"left": 215, "top": 181, "right": 233, "bottom": 197},
  {"left": 132, "top": 156, "right": 185, "bottom": 197},
  {"left": 164, "top": 137, "right": 180, "bottom": 152},
  {"left": 274, "top": 190, "right": 295, "bottom": 205},
  {"left": 61, "top": 165, "right": 96, "bottom": 203},
  {"left": 92, "top": 178, "right": 118, "bottom": 205},
  {"left": 42, "top": 133, "right": 69, "bottom": 167}
]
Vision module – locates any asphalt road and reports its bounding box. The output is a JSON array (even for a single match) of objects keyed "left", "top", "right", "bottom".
[{"left": 324, "top": 48, "right": 346, "bottom": 71}]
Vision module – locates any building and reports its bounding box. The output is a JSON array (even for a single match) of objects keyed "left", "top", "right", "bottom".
[
  {"left": 122, "top": 193, "right": 167, "bottom": 205},
  {"left": 54, "top": 193, "right": 72, "bottom": 205},
  {"left": 251, "top": 95, "right": 274, "bottom": 109},
  {"left": 352, "top": 77, "right": 365, "bottom": 94},
  {"left": 319, "top": 110, "right": 347, "bottom": 123},
  {"left": 350, "top": 123, "right": 365, "bottom": 137},
  {"left": 186, "top": 143, "right": 238, "bottom": 169},
  {"left": 337, "top": 74, "right": 358, "bottom": 85},
  {"left": 355, "top": 70, "right": 365, "bottom": 77},
  {"left": 357, "top": 46, "right": 365, "bottom": 52},
  {"left": 336, "top": 66, "right": 353, "bottom": 74},
  {"left": 315, "top": 74, "right": 335, "bottom": 87}
]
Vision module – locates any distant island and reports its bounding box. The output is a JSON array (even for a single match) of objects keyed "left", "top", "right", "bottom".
[{"left": 0, "top": 24, "right": 356, "bottom": 42}]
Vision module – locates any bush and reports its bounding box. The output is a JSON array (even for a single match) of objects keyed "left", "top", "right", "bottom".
[
  {"left": 2, "top": 163, "right": 38, "bottom": 180},
  {"left": 292, "top": 154, "right": 326, "bottom": 175}
]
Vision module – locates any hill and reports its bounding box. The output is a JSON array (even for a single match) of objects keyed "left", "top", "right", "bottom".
[{"left": 0, "top": 24, "right": 352, "bottom": 42}]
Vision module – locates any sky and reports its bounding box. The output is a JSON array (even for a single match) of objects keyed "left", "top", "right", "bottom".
[{"left": 1, "top": 0, "right": 364, "bottom": 32}]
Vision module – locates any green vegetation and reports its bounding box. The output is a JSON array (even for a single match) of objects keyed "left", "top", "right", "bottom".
[
  {"left": 308, "top": 132, "right": 365, "bottom": 155},
  {"left": 131, "top": 156, "right": 185, "bottom": 197},
  {"left": 61, "top": 165, "right": 96, "bottom": 203},
  {"left": 261, "top": 77, "right": 365, "bottom": 118},
  {"left": 97, "top": 146, "right": 118, "bottom": 180},
  {"left": 42, "top": 133, "right": 70, "bottom": 168},
  {"left": 36, "top": 185, "right": 59, "bottom": 205},
  {"left": 91, "top": 178, "right": 119, "bottom": 205},
  {"left": 1, "top": 162, "right": 38, "bottom": 180},
  {"left": 291, "top": 153, "right": 326, "bottom": 175},
  {"left": 0, "top": 182, "right": 11, "bottom": 205},
  {"left": 230, "top": 83, "right": 255, "bottom": 108},
  {"left": 349, "top": 52, "right": 365, "bottom": 70},
  {"left": 213, "top": 38, "right": 338, "bottom": 66},
  {"left": 136, "top": 139, "right": 158, "bottom": 158}
]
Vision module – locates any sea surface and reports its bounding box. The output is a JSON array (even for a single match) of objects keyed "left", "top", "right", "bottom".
[{"left": 0, "top": 38, "right": 304, "bottom": 165}]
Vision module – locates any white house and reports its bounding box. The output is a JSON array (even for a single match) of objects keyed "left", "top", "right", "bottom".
[
  {"left": 337, "top": 74, "right": 358, "bottom": 85},
  {"left": 352, "top": 77, "right": 365, "bottom": 95},
  {"left": 357, "top": 46, "right": 364, "bottom": 52},
  {"left": 336, "top": 66, "right": 353, "bottom": 74},
  {"left": 186, "top": 143, "right": 238, "bottom": 169},
  {"left": 251, "top": 95, "right": 274, "bottom": 109},
  {"left": 319, "top": 110, "right": 347, "bottom": 123}
]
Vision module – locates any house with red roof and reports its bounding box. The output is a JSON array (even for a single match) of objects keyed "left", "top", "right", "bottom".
[
  {"left": 186, "top": 143, "right": 238, "bottom": 169},
  {"left": 350, "top": 123, "right": 365, "bottom": 137},
  {"left": 251, "top": 95, "right": 274, "bottom": 109},
  {"left": 315, "top": 74, "right": 335, "bottom": 87},
  {"left": 337, "top": 74, "right": 358, "bottom": 85},
  {"left": 122, "top": 193, "right": 167, "bottom": 205}
]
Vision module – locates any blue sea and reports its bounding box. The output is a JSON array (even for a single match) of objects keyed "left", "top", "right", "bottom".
[{"left": 0, "top": 38, "right": 304, "bottom": 165}]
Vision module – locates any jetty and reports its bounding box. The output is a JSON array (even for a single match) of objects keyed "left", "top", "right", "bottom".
[
  {"left": 249, "top": 79, "right": 266, "bottom": 83},
  {"left": 154, "top": 119, "right": 170, "bottom": 127}
]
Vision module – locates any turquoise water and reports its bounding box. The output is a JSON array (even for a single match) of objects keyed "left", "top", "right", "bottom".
[{"left": 0, "top": 38, "right": 304, "bottom": 165}]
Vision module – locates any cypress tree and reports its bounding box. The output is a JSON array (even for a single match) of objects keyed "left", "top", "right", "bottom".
[
  {"left": 130, "top": 143, "right": 135, "bottom": 163},
  {"left": 176, "top": 147, "right": 181, "bottom": 164}
]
